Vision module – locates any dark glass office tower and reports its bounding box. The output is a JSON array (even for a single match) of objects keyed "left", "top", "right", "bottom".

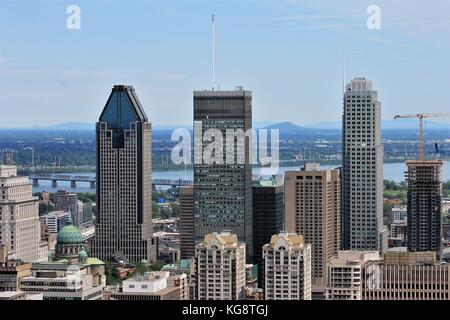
[
  {"left": 91, "top": 85, "right": 155, "bottom": 263},
  {"left": 406, "top": 160, "right": 443, "bottom": 253},
  {"left": 193, "top": 87, "right": 253, "bottom": 262},
  {"left": 180, "top": 186, "right": 195, "bottom": 259},
  {"left": 252, "top": 178, "right": 284, "bottom": 289}
]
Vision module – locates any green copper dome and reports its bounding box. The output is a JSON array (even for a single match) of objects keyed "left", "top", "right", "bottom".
[
  {"left": 57, "top": 217, "right": 83, "bottom": 244},
  {"left": 78, "top": 249, "right": 88, "bottom": 260}
]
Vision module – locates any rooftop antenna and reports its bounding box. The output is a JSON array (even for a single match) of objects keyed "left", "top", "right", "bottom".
[
  {"left": 342, "top": 47, "right": 347, "bottom": 94},
  {"left": 212, "top": 14, "right": 215, "bottom": 90}
]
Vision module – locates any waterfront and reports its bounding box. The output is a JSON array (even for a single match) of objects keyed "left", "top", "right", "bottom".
[{"left": 29, "top": 161, "right": 450, "bottom": 193}]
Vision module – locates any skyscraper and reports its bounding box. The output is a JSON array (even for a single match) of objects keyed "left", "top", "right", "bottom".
[
  {"left": 285, "top": 163, "right": 340, "bottom": 295},
  {"left": 195, "top": 232, "right": 246, "bottom": 300},
  {"left": 342, "top": 78, "right": 385, "bottom": 252},
  {"left": 0, "top": 165, "right": 48, "bottom": 262},
  {"left": 193, "top": 87, "right": 253, "bottom": 262},
  {"left": 263, "top": 232, "right": 312, "bottom": 300},
  {"left": 252, "top": 177, "right": 284, "bottom": 289},
  {"left": 179, "top": 186, "right": 195, "bottom": 260},
  {"left": 91, "top": 85, "right": 155, "bottom": 263},
  {"left": 406, "top": 160, "right": 443, "bottom": 253}
]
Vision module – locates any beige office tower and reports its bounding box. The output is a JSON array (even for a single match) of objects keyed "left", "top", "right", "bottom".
[
  {"left": 91, "top": 85, "right": 155, "bottom": 263},
  {"left": 325, "top": 251, "right": 380, "bottom": 300},
  {"left": 342, "top": 78, "right": 385, "bottom": 253},
  {"left": 363, "top": 250, "right": 450, "bottom": 300},
  {"left": 195, "top": 232, "right": 246, "bottom": 300},
  {"left": 0, "top": 166, "right": 48, "bottom": 262},
  {"left": 263, "top": 232, "right": 312, "bottom": 300},
  {"left": 285, "top": 163, "right": 340, "bottom": 296}
]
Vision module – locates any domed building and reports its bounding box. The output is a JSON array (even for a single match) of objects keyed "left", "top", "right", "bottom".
[{"left": 54, "top": 217, "right": 86, "bottom": 264}]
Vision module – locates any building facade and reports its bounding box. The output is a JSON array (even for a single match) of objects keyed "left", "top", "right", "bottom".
[
  {"left": 91, "top": 85, "right": 155, "bottom": 263},
  {"left": 341, "top": 78, "right": 385, "bottom": 252},
  {"left": 0, "top": 245, "right": 32, "bottom": 292},
  {"left": 252, "top": 177, "right": 284, "bottom": 289},
  {"left": 363, "top": 250, "right": 450, "bottom": 300},
  {"left": 285, "top": 163, "right": 340, "bottom": 293},
  {"left": 179, "top": 186, "right": 195, "bottom": 260},
  {"left": 54, "top": 190, "right": 83, "bottom": 228},
  {"left": 406, "top": 160, "right": 443, "bottom": 253},
  {"left": 195, "top": 232, "right": 246, "bottom": 300},
  {"left": 325, "top": 251, "right": 380, "bottom": 300},
  {"left": 40, "top": 210, "right": 70, "bottom": 234},
  {"left": 0, "top": 165, "right": 48, "bottom": 262},
  {"left": 263, "top": 232, "right": 312, "bottom": 300},
  {"left": 111, "top": 271, "right": 188, "bottom": 300},
  {"left": 193, "top": 88, "right": 253, "bottom": 262}
]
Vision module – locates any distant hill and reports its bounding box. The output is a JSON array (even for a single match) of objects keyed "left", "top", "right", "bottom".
[
  {"left": 305, "top": 119, "right": 450, "bottom": 130},
  {"left": 264, "top": 121, "right": 318, "bottom": 133}
]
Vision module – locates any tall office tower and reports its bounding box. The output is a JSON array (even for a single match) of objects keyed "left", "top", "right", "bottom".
[
  {"left": 285, "top": 163, "right": 340, "bottom": 296},
  {"left": 325, "top": 251, "right": 380, "bottom": 300},
  {"left": 179, "top": 186, "right": 195, "bottom": 259},
  {"left": 252, "top": 177, "right": 284, "bottom": 289},
  {"left": 406, "top": 160, "right": 443, "bottom": 253},
  {"left": 195, "top": 232, "right": 246, "bottom": 300},
  {"left": 1, "top": 150, "right": 14, "bottom": 166},
  {"left": 91, "top": 85, "right": 155, "bottom": 263},
  {"left": 263, "top": 232, "right": 312, "bottom": 300},
  {"left": 193, "top": 87, "right": 253, "bottom": 262},
  {"left": 342, "top": 78, "right": 385, "bottom": 252},
  {"left": 363, "top": 250, "right": 450, "bottom": 300},
  {"left": 54, "top": 190, "right": 83, "bottom": 228},
  {"left": 0, "top": 166, "right": 48, "bottom": 262}
]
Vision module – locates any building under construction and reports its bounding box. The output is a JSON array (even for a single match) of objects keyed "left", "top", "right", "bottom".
[{"left": 406, "top": 160, "right": 443, "bottom": 253}]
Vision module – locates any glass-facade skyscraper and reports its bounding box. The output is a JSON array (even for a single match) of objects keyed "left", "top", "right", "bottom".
[{"left": 91, "top": 85, "right": 155, "bottom": 263}]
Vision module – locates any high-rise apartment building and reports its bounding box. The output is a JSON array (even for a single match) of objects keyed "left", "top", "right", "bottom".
[
  {"left": 406, "top": 160, "right": 443, "bottom": 253},
  {"left": 325, "top": 251, "right": 380, "bottom": 300},
  {"left": 195, "top": 232, "right": 246, "bottom": 300},
  {"left": 193, "top": 88, "right": 253, "bottom": 262},
  {"left": 179, "top": 186, "right": 195, "bottom": 260},
  {"left": 263, "top": 232, "right": 312, "bottom": 300},
  {"left": 0, "top": 166, "right": 48, "bottom": 262},
  {"left": 342, "top": 78, "right": 385, "bottom": 252},
  {"left": 252, "top": 177, "right": 284, "bottom": 289},
  {"left": 91, "top": 85, "right": 155, "bottom": 263},
  {"left": 285, "top": 163, "right": 340, "bottom": 294}
]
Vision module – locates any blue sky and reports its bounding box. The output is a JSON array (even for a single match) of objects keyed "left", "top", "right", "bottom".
[{"left": 0, "top": 0, "right": 450, "bottom": 127}]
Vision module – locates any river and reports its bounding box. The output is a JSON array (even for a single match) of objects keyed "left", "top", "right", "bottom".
[{"left": 30, "top": 160, "right": 450, "bottom": 193}]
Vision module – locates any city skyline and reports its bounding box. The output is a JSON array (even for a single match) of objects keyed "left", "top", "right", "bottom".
[{"left": 1, "top": 0, "right": 450, "bottom": 128}]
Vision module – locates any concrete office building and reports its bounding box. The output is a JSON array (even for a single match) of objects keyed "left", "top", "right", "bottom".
[
  {"left": 285, "top": 163, "right": 340, "bottom": 295},
  {"left": 0, "top": 245, "right": 32, "bottom": 292},
  {"left": 195, "top": 232, "right": 246, "bottom": 300},
  {"left": 179, "top": 186, "right": 195, "bottom": 259},
  {"left": 91, "top": 85, "right": 155, "bottom": 263},
  {"left": 0, "top": 165, "right": 48, "bottom": 263},
  {"left": 54, "top": 190, "right": 83, "bottom": 228},
  {"left": 193, "top": 88, "right": 253, "bottom": 262},
  {"left": 252, "top": 177, "right": 284, "bottom": 289},
  {"left": 40, "top": 210, "right": 70, "bottom": 234},
  {"left": 363, "top": 250, "right": 450, "bottom": 300},
  {"left": 406, "top": 160, "right": 443, "bottom": 253},
  {"left": 263, "top": 232, "right": 312, "bottom": 300},
  {"left": 341, "top": 78, "right": 385, "bottom": 253},
  {"left": 325, "top": 251, "right": 380, "bottom": 300},
  {"left": 391, "top": 205, "right": 407, "bottom": 223},
  {"left": 110, "top": 271, "right": 188, "bottom": 300}
]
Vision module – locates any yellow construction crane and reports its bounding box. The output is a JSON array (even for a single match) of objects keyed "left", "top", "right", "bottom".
[{"left": 393, "top": 113, "right": 450, "bottom": 161}]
